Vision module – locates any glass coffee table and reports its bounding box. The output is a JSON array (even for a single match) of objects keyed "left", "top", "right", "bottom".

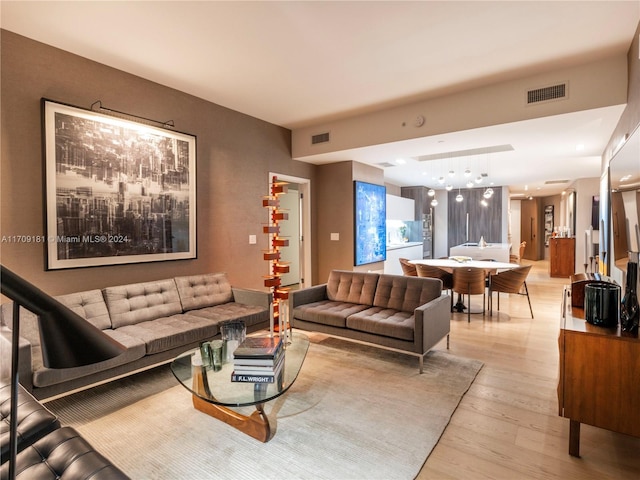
[{"left": 170, "top": 332, "right": 309, "bottom": 442}]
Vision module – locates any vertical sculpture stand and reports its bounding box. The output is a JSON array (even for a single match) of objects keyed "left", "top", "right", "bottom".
[{"left": 263, "top": 176, "right": 291, "bottom": 343}]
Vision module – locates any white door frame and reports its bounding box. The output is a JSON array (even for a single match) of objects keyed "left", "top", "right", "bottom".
[{"left": 269, "top": 172, "right": 311, "bottom": 288}]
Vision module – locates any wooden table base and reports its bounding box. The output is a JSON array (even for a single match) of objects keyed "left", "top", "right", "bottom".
[
  {"left": 191, "top": 364, "right": 274, "bottom": 442},
  {"left": 192, "top": 395, "right": 273, "bottom": 442}
]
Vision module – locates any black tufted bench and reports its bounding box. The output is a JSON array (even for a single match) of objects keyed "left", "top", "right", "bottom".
[
  {"left": 0, "top": 382, "right": 60, "bottom": 458},
  {"left": 0, "top": 426, "right": 129, "bottom": 479},
  {"left": 0, "top": 382, "right": 129, "bottom": 479}
]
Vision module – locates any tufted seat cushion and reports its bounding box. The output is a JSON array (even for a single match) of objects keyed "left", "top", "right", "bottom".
[
  {"left": 346, "top": 308, "right": 415, "bottom": 341},
  {"left": 115, "top": 314, "right": 218, "bottom": 355},
  {"left": 292, "top": 300, "right": 370, "bottom": 328},
  {"left": 31, "top": 329, "right": 145, "bottom": 388},
  {"left": 185, "top": 303, "right": 268, "bottom": 329},
  {"left": 0, "top": 426, "right": 129, "bottom": 479},
  {"left": 0, "top": 382, "right": 60, "bottom": 459},
  {"left": 174, "top": 273, "right": 234, "bottom": 311}
]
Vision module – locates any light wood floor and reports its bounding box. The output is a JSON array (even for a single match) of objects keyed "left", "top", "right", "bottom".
[{"left": 418, "top": 260, "right": 640, "bottom": 480}]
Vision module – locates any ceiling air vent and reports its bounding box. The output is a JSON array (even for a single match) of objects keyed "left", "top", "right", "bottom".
[
  {"left": 544, "top": 179, "right": 569, "bottom": 185},
  {"left": 311, "top": 132, "right": 330, "bottom": 145},
  {"left": 376, "top": 162, "right": 396, "bottom": 168},
  {"left": 527, "top": 83, "right": 567, "bottom": 105}
]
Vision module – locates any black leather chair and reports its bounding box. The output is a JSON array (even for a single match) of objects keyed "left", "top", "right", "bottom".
[{"left": 0, "top": 381, "right": 129, "bottom": 479}]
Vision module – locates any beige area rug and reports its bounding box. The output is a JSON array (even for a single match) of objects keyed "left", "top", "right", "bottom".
[{"left": 46, "top": 334, "right": 483, "bottom": 480}]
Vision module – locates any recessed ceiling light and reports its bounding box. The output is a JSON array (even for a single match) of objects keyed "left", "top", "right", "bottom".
[
  {"left": 395, "top": 158, "right": 406, "bottom": 165},
  {"left": 575, "top": 144, "right": 585, "bottom": 151}
]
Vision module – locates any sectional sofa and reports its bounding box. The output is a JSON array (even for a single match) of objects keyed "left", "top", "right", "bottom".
[
  {"left": 291, "top": 270, "right": 451, "bottom": 372},
  {"left": 0, "top": 272, "right": 271, "bottom": 400}
]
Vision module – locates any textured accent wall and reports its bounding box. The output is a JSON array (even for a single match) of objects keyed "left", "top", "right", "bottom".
[
  {"left": 315, "top": 160, "right": 385, "bottom": 282},
  {"left": 0, "top": 30, "right": 316, "bottom": 294}
]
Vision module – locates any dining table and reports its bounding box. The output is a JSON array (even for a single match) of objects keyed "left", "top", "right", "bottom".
[{"left": 411, "top": 258, "right": 520, "bottom": 312}]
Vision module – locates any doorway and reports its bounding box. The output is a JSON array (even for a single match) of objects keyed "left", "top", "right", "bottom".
[{"left": 269, "top": 172, "right": 311, "bottom": 289}]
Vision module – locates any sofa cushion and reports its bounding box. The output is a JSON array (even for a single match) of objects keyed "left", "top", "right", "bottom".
[
  {"left": 346, "top": 307, "right": 415, "bottom": 341},
  {"left": 373, "top": 275, "right": 441, "bottom": 312},
  {"left": 115, "top": 314, "right": 219, "bottom": 355},
  {"left": 0, "top": 290, "right": 110, "bottom": 348},
  {"left": 55, "top": 289, "right": 111, "bottom": 330},
  {"left": 293, "top": 300, "right": 370, "bottom": 328},
  {"left": 174, "top": 273, "right": 234, "bottom": 311},
  {"left": 185, "top": 303, "right": 268, "bottom": 328},
  {"left": 31, "top": 329, "right": 146, "bottom": 388},
  {"left": 326, "top": 271, "right": 379, "bottom": 306},
  {"left": 103, "top": 279, "right": 182, "bottom": 329}
]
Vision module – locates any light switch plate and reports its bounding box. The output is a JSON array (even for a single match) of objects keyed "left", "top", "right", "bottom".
[
  {"left": 249, "top": 235, "right": 257, "bottom": 244},
  {"left": 331, "top": 233, "right": 339, "bottom": 241}
]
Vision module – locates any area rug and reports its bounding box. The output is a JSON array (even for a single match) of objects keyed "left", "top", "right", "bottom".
[{"left": 46, "top": 334, "right": 483, "bottom": 480}]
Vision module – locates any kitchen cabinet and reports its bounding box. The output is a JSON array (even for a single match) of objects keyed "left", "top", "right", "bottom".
[
  {"left": 400, "top": 186, "right": 433, "bottom": 259},
  {"left": 550, "top": 237, "right": 575, "bottom": 278},
  {"left": 446, "top": 187, "right": 502, "bottom": 251},
  {"left": 558, "top": 288, "right": 640, "bottom": 457},
  {"left": 384, "top": 243, "right": 423, "bottom": 275}
]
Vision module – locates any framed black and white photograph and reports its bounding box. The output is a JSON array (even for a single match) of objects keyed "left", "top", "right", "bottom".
[{"left": 43, "top": 99, "right": 196, "bottom": 269}]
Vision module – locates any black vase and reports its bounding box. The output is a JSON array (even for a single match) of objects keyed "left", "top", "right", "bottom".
[{"left": 620, "top": 259, "right": 639, "bottom": 333}]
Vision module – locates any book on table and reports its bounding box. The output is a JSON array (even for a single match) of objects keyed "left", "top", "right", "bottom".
[
  {"left": 231, "top": 352, "right": 285, "bottom": 383},
  {"left": 233, "top": 335, "right": 283, "bottom": 360}
]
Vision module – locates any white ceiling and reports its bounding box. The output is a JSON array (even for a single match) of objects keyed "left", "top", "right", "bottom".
[{"left": 2, "top": 1, "right": 639, "bottom": 196}]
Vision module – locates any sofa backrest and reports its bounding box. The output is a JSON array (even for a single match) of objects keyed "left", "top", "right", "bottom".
[
  {"left": 326, "top": 270, "right": 379, "bottom": 306},
  {"left": 0, "top": 289, "right": 111, "bottom": 347},
  {"left": 103, "top": 279, "right": 182, "bottom": 328},
  {"left": 56, "top": 290, "right": 111, "bottom": 330},
  {"left": 174, "top": 273, "right": 234, "bottom": 311},
  {"left": 373, "top": 275, "right": 442, "bottom": 312}
]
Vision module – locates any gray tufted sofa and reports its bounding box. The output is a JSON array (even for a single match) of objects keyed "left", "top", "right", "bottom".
[
  {"left": 291, "top": 270, "right": 451, "bottom": 372},
  {"left": 0, "top": 273, "right": 270, "bottom": 400}
]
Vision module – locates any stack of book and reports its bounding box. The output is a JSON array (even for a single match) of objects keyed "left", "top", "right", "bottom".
[{"left": 231, "top": 336, "right": 284, "bottom": 383}]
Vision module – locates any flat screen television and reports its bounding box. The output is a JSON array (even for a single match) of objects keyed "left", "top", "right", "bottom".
[{"left": 354, "top": 180, "right": 386, "bottom": 266}]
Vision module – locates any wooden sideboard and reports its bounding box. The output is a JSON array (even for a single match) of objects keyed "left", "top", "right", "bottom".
[
  {"left": 549, "top": 237, "right": 575, "bottom": 278},
  {"left": 557, "top": 287, "right": 640, "bottom": 457}
]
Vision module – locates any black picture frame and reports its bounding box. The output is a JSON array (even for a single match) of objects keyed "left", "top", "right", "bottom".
[{"left": 43, "top": 99, "right": 197, "bottom": 269}]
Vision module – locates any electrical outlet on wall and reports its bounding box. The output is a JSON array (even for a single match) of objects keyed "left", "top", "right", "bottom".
[
  {"left": 249, "top": 235, "right": 257, "bottom": 244},
  {"left": 331, "top": 233, "right": 339, "bottom": 241}
]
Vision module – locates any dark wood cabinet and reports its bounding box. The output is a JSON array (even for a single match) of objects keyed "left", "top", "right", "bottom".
[
  {"left": 400, "top": 186, "right": 433, "bottom": 259},
  {"left": 558, "top": 291, "right": 640, "bottom": 457},
  {"left": 446, "top": 187, "right": 502, "bottom": 251},
  {"left": 549, "top": 237, "right": 575, "bottom": 278}
]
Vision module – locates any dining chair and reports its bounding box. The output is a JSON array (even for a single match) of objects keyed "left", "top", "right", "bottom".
[
  {"left": 509, "top": 241, "right": 527, "bottom": 264},
  {"left": 415, "top": 263, "right": 454, "bottom": 310},
  {"left": 488, "top": 265, "right": 533, "bottom": 318},
  {"left": 452, "top": 267, "right": 486, "bottom": 322},
  {"left": 399, "top": 258, "right": 418, "bottom": 276}
]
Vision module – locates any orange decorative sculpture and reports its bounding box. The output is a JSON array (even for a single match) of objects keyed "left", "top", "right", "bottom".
[{"left": 263, "top": 176, "right": 290, "bottom": 339}]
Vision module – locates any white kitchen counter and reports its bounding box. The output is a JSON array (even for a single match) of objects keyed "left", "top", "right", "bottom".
[
  {"left": 449, "top": 242, "right": 511, "bottom": 263},
  {"left": 385, "top": 242, "right": 423, "bottom": 275}
]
